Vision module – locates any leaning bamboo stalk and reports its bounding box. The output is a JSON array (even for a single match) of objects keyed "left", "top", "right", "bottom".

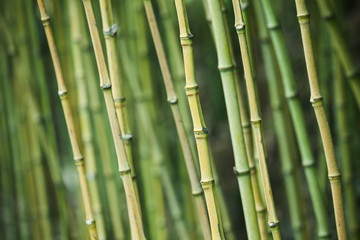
[
  {"left": 24, "top": 1, "right": 72, "bottom": 238},
  {"left": 144, "top": 1, "right": 212, "bottom": 238},
  {"left": 77, "top": 2, "right": 127, "bottom": 237},
  {"left": 98, "top": 0, "right": 138, "bottom": 195},
  {"left": 81, "top": 0, "right": 145, "bottom": 238},
  {"left": 334, "top": 56, "right": 359, "bottom": 239},
  {"left": 68, "top": 1, "right": 107, "bottom": 238},
  {"left": 294, "top": 1, "right": 347, "bottom": 238},
  {"left": 316, "top": 0, "right": 360, "bottom": 109},
  {"left": 173, "top": 0, "right": 226, "bottom": 239},
  {"left": 231, "top": 1, "right": 281, "bottom": 238},
  {"left": 252, "top": 0, "right": 307, "bottom": 238},
  {"left": 258, "top": 0, "right": 331, "bottom": 237},
  {"left": 36, "top": 1, "right": 98, "bottom": 238}
]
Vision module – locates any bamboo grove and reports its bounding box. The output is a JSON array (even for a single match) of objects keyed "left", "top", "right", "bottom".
[{"left": 0, "top": 0, "right": 359, "bottom": 239}]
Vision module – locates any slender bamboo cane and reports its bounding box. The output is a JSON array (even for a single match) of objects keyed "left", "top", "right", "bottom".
[
  {"left": 98, "top": 0, "right": 138, "bottom": 194},
  {"left": 68, "top": 1, "right": 107, "bottom": 238},
  {"left": 294, "top": 0, "right": 347, "bottom": 238},
  {"left": 258, "top": 0, "right": 331, "bottom": 237},
  {"left": 81, "top": 0, "right": 146, "bottom": 238},
  {"left": 144, "top": 1, "right": 212, "bottom": 238},
  {"left": 252, "top": 0, "right": 308, "bottom": 238},
  {"left": 231, "top": 1, "right": 281, "bottom": 238},
  {"left": 334, "top": 56, "right": 359, "bottom": 239},
  {"left": 316, "top": 0, "right": 360, "bottom": 109},
  {"left": 77, "top": 3, "right": 127, "bottom": 238},
  {"left": 173, "top": 0, "right": 228, "bottom": 239},
  {"left": 24, "top": 2, "right": 72, "bottom": 238},
  {"left": 36, "top": 1, "right": 98, "bottom": 238}
]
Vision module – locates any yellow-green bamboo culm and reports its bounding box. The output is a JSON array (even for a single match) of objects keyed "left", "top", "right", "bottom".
[
  {"left": 81, "top": 0, "right": 146, "bottom": 238},
  {"left": 173, "top": 0, "right": 226, "bottom": 239},
  {"left": 68, "top": 0, "right": 107, "bottom": 238},
  {"left": 257, "top": 0, "right": 332, "bottom": 237},
  {"left": 294, "top": 0, "right": 347, "bottom": 238},
  {"left": 231, "top": 1, "right": 281, "bottom": 239},
  {"left": 144, "top": 1, "right": 212, "bottom": 238},
  {"left": 36, "top": 0, "right": 98, "bottom": 238}
]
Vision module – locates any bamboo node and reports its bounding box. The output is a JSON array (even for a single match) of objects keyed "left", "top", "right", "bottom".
[
  {"left": 103, "top": 24, "right": 118, "bottom": 37},
  {"left": 168, "top": 98, "right": 178, "bottom": 104},
  {"left": 218, "top": 65, "right": 235, "bottom": 72},
  {"left": 58, "top": 90, "right": 68, "bottom": 97},
  {"left": 101, "top": 83, "right": 112, "bottom": 89},
  {"left": 192, "top": 190, "right": 203, "bottom": 196},
  {"left": 114, "top": 97, "right": 126, "bottom": 103},
  {"left": 74, "top": 155, "right": 84, "bottom": 164},
  {"left": 233, "top": 167, "right": 250, "bottom": 176},
  {"left": 200, "top": 179, "right": 215, "bottom": 188},
  {"left": 328, "top": 174, "right": 341, "bottom": 181},
  {"left": 119, "top": 168, "right": 131, "bottom": 175},
  {"left": 122, "top": 133, "right": 133, "bottom": 141},
  {"left": 297, "top": 13, "right": 310, "bottom": 22},
  {"left": 235, "top": 24, "right": 245, "bottom": 31},
  {"left": 310, "top": 96, "right": 323, "bottom": 104},
  {"left": 269, "top": 221, "right": 279, "bottom": 228},
  {"left": 86, "top": 219, "right": 96, "bottom": 225},
  {"left": 41, "top": 16, "right": 50, "bottom": 25},
  {"left": 285, "top": 90, "right": 299, "bottom": 100},
  {"left": 180, "top": 34, "right": 194, "bottom": 39}
]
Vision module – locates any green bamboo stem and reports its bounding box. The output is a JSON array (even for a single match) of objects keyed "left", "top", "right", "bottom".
[
  {"left": 231, "top": 1, "right": 281, "bottom": 238},
  {"left": 173, "top": 0, "right": 227, "bottom": 239},
  {"left": 24, "top": 2, "right": 72, "bottom": 238},
  {"left": 294, "top": 1, "right": 347, "bottom": 238},
  {"left": 334, "top": 56, "right": 359, "bottom": 239},
  {"left": 316, "top": 0, "right": 360, "bottom": 109},
  {"left": 36, "top": 1, "right": 98, "bottom": 238},
  {"left": 98, "top": 0, "right": 138, "bottom": 194},
  {"left": 79, "top": 5, "right": 127, "bottom": 238},
  {"left": 252, "top": 0, "right": 308, "bottom": 238},
  {"left": 81, "top": 0, "right": 146, "bottom": 238},
  {"left": 68, "top": 1, "right": 107, "bottom": 238},
  {"left": 258, "top": 0, "right": 332, "bottom": 237},
  {"left": 144, "top": 1, "right": 212, "bottom": 238}
]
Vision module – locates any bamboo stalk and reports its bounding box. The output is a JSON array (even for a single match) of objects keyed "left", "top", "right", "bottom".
[
  {"left": 231, "top": 1, "right": 281, "bottom": 238},
  {"left": 68, "top": 1, "right": 107, "bottom": 238},
  {"left": 294, "top": 0, "right": 347, "bottom": 238},
  {"left": 143, "top": 1, "right": 212, "bottom": 238},
  {"left": 252, "top": 0, "right": 308, "bottom": 238},
  {"left": 98, "top": 0, "right": 138, "bottom": 195},
  {"left": 81, "top": 0, "right": 146, "bottom": 238},
  {"left": 334, "top": 56, "right": 359, "bottom": 239},
  {"left": 36, "top": 1, "right": 98, "bottom": 238},
  {"left": 316, "top": 0, "right": 360, "bottom": 109},
  {"left": 258, "top": 0, "right": 332, "bottom": 237}
]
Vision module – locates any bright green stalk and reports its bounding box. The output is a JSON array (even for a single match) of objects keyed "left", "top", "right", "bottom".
[
  {"left": 252, "top": 0, "right": 307, "bottom": 238},
  {"left": 144, "top": 1, "right": 212, "bottom": 238},
  {"left": 231, "top": 1, "right": 281, "bottom": 238},
  {"left": 258, "top": 0, "right": 331, "bottom": 238},
  {"left": 294, "top": 0, "right": 347, "bottom": 238},
  {"left": 36, "top": 0, "right": 99, "bottom": 238},
  {"left": 68, "top": 0, "right": 107, "bottom": 238},
  {"left": 316, "top": 0, "right": 360, "bottom": 109},
  {"left": 334, "top": 57, "right": 359, "bottom": 238},
  {"left": 81, "top": 0, "right": 146, "bottom": 238}
]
